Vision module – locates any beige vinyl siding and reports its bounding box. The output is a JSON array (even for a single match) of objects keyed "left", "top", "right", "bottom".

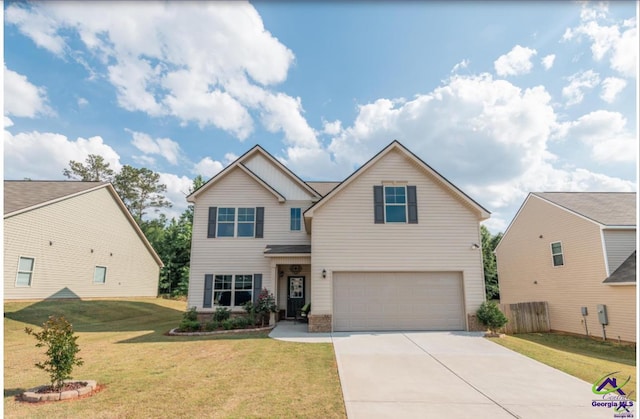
[
  {"left": 602, "top": 229, "right": 637, "bottom": 274},
  {"left": 4, "top": 188, "right": 159, "bottom": 299},
  {"left": 311, "top": 149, "right": 485, "bottom": 318},
  {"left": 496, "top": 195, "right": 636, "bottom": 342},
  {"left": 188, "top": 167, "right": 313, "bottom": 311},
  {"left": 243, "top": 153, "right": 316, "bottom": 201}
]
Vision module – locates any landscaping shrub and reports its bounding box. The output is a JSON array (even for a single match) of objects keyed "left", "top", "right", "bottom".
[
  {"left": 184, "top": 306, "right": 198, "bottom": 321},
  {"left": 204, "top": 320, "right": 219, "bottom": 331},
  {"left": 178, "top": 320, "right": 201, "bottom": 332},
  {"left": 25, "top": 315, "right": 84, "bottom": 391},
  {"left": 243, "top": 301, "right": 257, "bottom": 325},
  {"left": 254, "top": 288, "right": 278, "bottom": 326},
  {"left": 232, "top": 316, "right": 250, "bottom": 329},
  {"left": 476, "top": 301, "right": 508, "bottom": 333},
  {"left": 221, "top": 319, "right": 234, "bottom": 330},
  {"left": 213, "top": 307, "right": 231, "bottom": 322}
]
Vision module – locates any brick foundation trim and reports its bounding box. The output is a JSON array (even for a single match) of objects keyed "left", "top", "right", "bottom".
[
  {"left": 308, "top": 314, "right": 332, "bottom": 332},
  {"left": 467, "top": 314, "right": 487, "bottom": 332}
]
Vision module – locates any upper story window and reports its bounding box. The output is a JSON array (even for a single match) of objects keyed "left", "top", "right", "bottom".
[
  {"left": 16, "top": 256, "right": 35, "bottom": 287},
  {"left": 208, "top": 207, "right": 264, "bottom": 239},
  {"left": 373, "top": 185, "right": 418, "bottom": 224},
  {"left": 290, "top": 208, "right": 301, "bottom": 231},
  {"left": 384, "top": 186, "right": 407, "bottom": 222},
  {"left": 551, "top": 242, "right": 564, "bottom": 267}
]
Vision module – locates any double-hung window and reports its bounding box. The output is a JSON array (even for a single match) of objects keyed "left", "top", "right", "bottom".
[
  {"left": 214, "top": 274, "right": 253, "bottom": 307},
  {"left": 237, "top": 208, "right": 255, "bottom": 237},
  {"left": 551, "top": 242, "right": 564, "bottom": 267},
  {"left": 209, "top": 207, "right": 264, "bottom": 238},
  {"left": 16, "top": 256, "right": 35, "bottom": 286},
  {"left": 217, "top": 208, "right": 235, "bottom": 237},
  {"left": 384, "top": 186, "right": 407, "bottom": 223},
  {"left": 290, "top": 208, "right": 301, "bottom": 231}
]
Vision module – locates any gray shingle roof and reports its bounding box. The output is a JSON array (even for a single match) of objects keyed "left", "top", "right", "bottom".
[
  {"left": 4, "top": 181, "right": 107, "bottom": 216},
  {"left": 264, "top": 245, "right": 311, "bottom": 254},
  {"left": 603, "top": 251, "right": 636, "bottom": 284},
  {"left": 533, "top": 192, "right": 636, "bottom": 226}
]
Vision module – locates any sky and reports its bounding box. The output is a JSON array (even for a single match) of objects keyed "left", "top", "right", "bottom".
[{"left": 2, "top": 1, "right": 638, "bottom": 232}]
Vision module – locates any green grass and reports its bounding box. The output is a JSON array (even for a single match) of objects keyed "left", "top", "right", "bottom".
[
  {"left": 492, "top": 332, "right": 636, "bottom": 400},
  {"left": 4, "top": 298, "right": 346, "bottom": 418}
]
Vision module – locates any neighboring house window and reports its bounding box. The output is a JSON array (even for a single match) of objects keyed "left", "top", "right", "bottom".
[
  {"left": 551, "top": 242, "right": 564, "bottom": 267},
  {"left": 209, "top": 207, "right": 264, "bottom": 238},
  {"left": 16, "top": 257, "right": 35, "bottom": 286},
  {"left": 290, "top": 208, "right": 301, "bottom": 231},
  {"left": 214, "top": 274, "right": 253, "bottom": 307},
  {"left": 217, "top": 208, "right": 235, "bottom": 237},
  {"left": 94, "top": 266, "right": 107, "bottom": 284},
  {"left": 374, "top": 185, "right": 418, "bottom": 224}
]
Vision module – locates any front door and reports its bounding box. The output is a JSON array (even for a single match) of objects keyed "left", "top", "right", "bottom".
[{"left": 287, "top": 276, "right": 305, "bottom": 317}]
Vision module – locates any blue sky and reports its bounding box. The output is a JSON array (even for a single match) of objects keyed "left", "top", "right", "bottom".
[{"left": 3, "top": 1, "right": 638, "bottom": 232}]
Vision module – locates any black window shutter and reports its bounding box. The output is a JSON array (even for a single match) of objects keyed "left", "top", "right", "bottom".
[
  {"left": 407, "top": 186, "right": 418, "bottom": 224},
  {"left": 255, "top": 207, "right": 264, "bottom": 238},
  {"left": 203, "top": 274, "right": 213, "bottom": 308},
  {"left": 373, "top": 185, "right": 384, "bottom": 224},
  {"left": 207, "top": 207, "right": 217, "bottom": 238},
  {"left": 253, "top": 274, "right": 262, "bottom": 303}
]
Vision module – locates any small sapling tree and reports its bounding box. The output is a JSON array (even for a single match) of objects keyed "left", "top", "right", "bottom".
[
  {"left": 25, "top": 316, "right": 84, "bottom": 391},
  {"left": 476, "top": 301, "right": 508, "bottom": 335}
]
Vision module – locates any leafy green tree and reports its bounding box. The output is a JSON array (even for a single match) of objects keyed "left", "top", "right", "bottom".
[
  {"left": 481, "top": 225, "right": 503, "bottom": 301},
  {"left": 113, "top": 165, "right": 171, "bottom": 221},
  {"left": 476, "top": 301, "right": 508, "bottom": 334},
  {"left": 63, "top": 154, "right": 115, "bottom": 182},
  {"left": 25, "top": 316, "right": 84, "bottom": 391}
]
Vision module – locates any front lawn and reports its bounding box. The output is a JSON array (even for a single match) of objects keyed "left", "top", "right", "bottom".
[
  {"left": 492, "top": 333, "right": 636, "bottom": 400},
  {"left": 4, "top": 298, "right": 346, "bottom": 418}
]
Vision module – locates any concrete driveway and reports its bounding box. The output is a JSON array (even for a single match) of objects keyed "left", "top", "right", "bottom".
[{"left": 332, "top": 331, "right": 613, "bottom": 419}]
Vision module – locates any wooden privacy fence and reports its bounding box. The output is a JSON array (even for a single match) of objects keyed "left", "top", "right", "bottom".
[{"left": 499, "top": 301, "right": 550, "bottom": 334}]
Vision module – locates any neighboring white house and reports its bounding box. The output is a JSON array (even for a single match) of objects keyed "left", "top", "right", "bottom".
[
  {"left": 4, "top": 181, "right": 163, "bottom": 300},
  {"left": 496, "top": 192, "right": 636, "bottom": 343},
  {"left": 187, "top": 141, "right": 490, "bottom": 332}
]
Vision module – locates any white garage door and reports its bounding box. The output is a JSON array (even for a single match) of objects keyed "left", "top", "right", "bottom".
[{"left": 333, "top": 272, "right": 465, "bottom": 332}]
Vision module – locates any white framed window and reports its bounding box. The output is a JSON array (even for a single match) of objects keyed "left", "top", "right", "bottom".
[
  {"left": 237, "top": 208, "right": 255, "bottom": 237},
  {"left": 16, "top": 256, "right": 35, "bottom": 287},
  {"left": 290, "top": 208, "right": 301, "bottom": 231},
  {"left": 216, "top": 207, "right": 257, "bottom": 238},
  {"left": 217, "top": 208, "right": 236, "bottom": 237},
  {"left": 94, "top": 266, "right": 107, "bottom": 284},
  {"left": 384, "top": 186, "right": 407, "bottom": 223},
  {"left": 214, "top": 274, "right": 253, "bottom": 307},
  {"left": 551, "top": 242, "right": 564, "bottom": 267}
]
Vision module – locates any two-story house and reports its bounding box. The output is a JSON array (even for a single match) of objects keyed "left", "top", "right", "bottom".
[
  {"left": 187, "top": 141, "right": 490, "bottom": 332},
  {"left": 496, "top": 192, "right": 636, "bottom": 343}
]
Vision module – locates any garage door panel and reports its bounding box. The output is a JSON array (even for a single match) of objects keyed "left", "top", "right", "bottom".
[{"left": 333, "top": 272, "right": 465, "bottom": 332}]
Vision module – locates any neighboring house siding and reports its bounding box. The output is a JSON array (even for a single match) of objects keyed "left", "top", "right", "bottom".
[
  {"left": 242, "top": 153, "right": 315, "bottom": 201},
  {"left": 4, "top": 188, "right": 159, "bottom": 299},
  {"left": 310, "top": 149, "right": 485, "bottom": 316},
  {"left": 497, "top": 195, "right": 636, "bottom": 342},
  {"left": 602, "top": 229, "right": 637, "bottom": 274},
  {"left": 188, "top": 167, "right": 313, "bottom": 311}
]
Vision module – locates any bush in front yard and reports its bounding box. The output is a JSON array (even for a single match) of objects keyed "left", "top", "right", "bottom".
[
  {"left": 476, "top": 301, "right": 508, "bottom": 334},
  {"left": 213, "top": 307, "right": 231, "bottom": 322}
]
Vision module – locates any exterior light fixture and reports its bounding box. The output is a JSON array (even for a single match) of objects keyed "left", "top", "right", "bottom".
[
  {"left": 471, "top": 243, "right": 480, "bottom": 250},
  {"left": 322, "top": 269, "right": 327, "bottom": 278}
]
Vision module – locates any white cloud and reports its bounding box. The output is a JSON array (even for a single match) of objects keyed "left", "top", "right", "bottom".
[
  {"left": 561, "top": 110, "right": 636, "bottom": 163},
  {"left": 3, "top": 65, "right": 53, "bottom": 118},
  {"left": 562, "top": 70, "right": 600, "bottom": 106},
  {"left": 224, "top": 153, "right": 238, "bottom": 164},
  {"left": 4, "top": 117, "right": 14, "bottom": 128},
  {"left": 128, "top": 129, "right": 182, "bottom": 165},
  {"left": 3, "top": 129, "right": 122, "bottom": 180},
  {"left": 563, "top": 4, "right": 637, "bottom": 77},
  {"left": 451, "top": 59, "right": 470, "bottom": 73},
  {"left": 77, "top": 97, "right": 89, "bottom": 107},
  {"left": 600, "top": 77, "right": 627, "bottom": 103},
  {"left": 322, "top": 119, "right": 342, "bottom": 135},
  {"left": 541, "top": 54, "right": 556, "bottom": 70},
  {"left": 4, "top": 2, "right": 304, "bottom": 142},
  {"left": 157, "top": 172, "right": 194, "bottom": 219},
  {"left": 494, "top": 45, "right": 537, "bottom": 76},
  {"left": 193, "top": 157, "right": 224, "bottom": 179}
]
